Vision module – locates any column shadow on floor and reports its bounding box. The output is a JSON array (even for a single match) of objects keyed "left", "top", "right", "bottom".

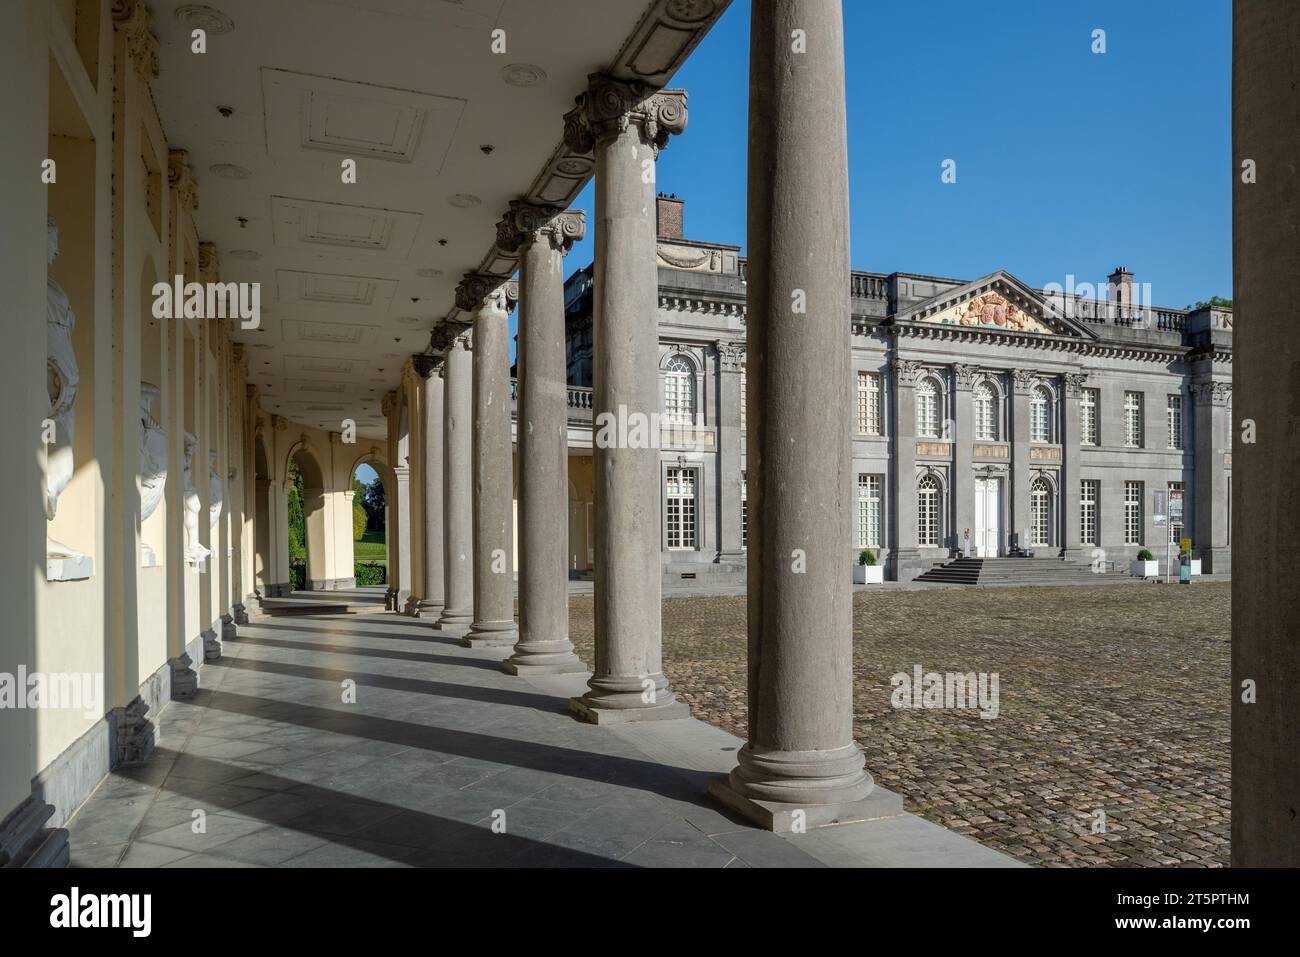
[{"left": 229, "top": 633, "right": 510, "bottom": 673}]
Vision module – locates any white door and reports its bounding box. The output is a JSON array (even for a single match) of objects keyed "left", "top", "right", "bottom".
[{"left": 974, "top": 478, "right": 1002, "bottom": 557}]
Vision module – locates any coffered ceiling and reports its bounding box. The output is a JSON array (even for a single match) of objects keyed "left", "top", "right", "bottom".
[{"left": 147, "top": 0, "right": 729, "bottom": 439}]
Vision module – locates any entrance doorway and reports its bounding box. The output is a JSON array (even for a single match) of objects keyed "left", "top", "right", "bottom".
[{"left": 974, "top": 476, "right": 1002, "bottom": 557}]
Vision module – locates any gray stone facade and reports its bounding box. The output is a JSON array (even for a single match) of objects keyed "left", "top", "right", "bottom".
[{"left": 558, "top": 197, "right": 1232, "bottom": 583}]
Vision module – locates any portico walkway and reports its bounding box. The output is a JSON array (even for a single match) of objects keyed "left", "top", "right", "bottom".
[{"left": 64, "top": 610, "right": 1016, "bottom": 868}]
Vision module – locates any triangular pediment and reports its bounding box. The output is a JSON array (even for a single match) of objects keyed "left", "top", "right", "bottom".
[{"left": 897, "top": 271, "right": 1098, "bottom": 339}]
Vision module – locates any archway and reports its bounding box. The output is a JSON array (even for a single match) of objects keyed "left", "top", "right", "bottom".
[
  {"left": 286, "top": 443, "right": 327, "bottom": 591},
  {"left": 350, "top": 450, "right": 394, "bottom": 593}
]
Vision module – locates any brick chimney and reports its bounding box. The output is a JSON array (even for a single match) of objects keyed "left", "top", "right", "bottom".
[
  {"left": 656, "top": 192, "right": 684, "bottom": 240},
  {"left": 1108, "top": 266, "right": 1133, "bottom": 307}
]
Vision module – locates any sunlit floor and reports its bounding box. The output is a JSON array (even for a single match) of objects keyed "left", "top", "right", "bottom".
[{"left": 64, "top": 606, "right": 1014, "bottom": 868}]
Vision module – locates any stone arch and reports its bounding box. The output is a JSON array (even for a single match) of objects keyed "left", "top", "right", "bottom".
[{"left": 285, "top": 438, "right": 328, "bottom": 590}]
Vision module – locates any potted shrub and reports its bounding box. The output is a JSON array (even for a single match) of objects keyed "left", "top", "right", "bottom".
[
  {"left": 1130, "top": 548, "right": 1159, "bottom": 579},
  {"left": 854, "top": 548, "right": 884, "bottom": 584}
]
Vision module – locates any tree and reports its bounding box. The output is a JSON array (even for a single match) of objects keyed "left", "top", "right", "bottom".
[
  {"left": 287, "top": 458, "right": 305, "bottom": 561},
  {"left": 362, "top": 476, "right": 386, "bottom": 532},
  {"left": 1184, "top": 296, "right": 1233, "bottom": 310}
]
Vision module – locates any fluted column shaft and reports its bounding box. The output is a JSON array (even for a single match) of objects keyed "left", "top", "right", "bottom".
[
  {"left": 416, "top": 357, "right": 445, "bottom": 617},
  {"left": 563, "top": 76, "right": 689, "bottom": 722},
  {"left": 435, "top": 338, "right": 474, "bottom": 632},
  {"left": 500, "top": 203, "right": 587, "bottom": 675},
  {"left": 708, "top": 0, "right": 874, "bottom": 831},
  {"left": 463, "top": 278, "right": 518, "bottom": 648}
]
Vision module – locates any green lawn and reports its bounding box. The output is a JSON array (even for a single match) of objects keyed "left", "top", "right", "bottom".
[{"left": 354, "top": 529, "right": 387, "bottom": 565}]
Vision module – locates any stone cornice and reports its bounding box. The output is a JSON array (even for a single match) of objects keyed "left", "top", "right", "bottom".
[
  {"left": 112, "top": 0, "right": 160, "bottom": 83},
  {"left": 891, "top": 320, "right": 1191, "bottom": 364},
  {"left": 495, "top": 201, "right": 587, "bottom": 255},
  {"left": 563, "top": 76, "right": 688, "bottom": 155},
  {"left": 659, "top": 294, "right": 745, "bottom": 319}
]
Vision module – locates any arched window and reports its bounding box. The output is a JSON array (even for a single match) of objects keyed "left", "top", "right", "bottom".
[
  {"left": 918, "top": 474, "right": 942, "bottom": 547},
  {"left": 916, "top": 377, "right": 941, "bottom": 438},
  {"left": 973, "top": 381, "right": 998, "bottom": 440},
  {"left": 1030, "top": 384, "right": 1053, "bottom": 443},
  {"left": 1030, "top": 477, "right": 1053, "bottom": 546},
  {"left": 664, "top": 354, "right": 695, "bottom": 424}
]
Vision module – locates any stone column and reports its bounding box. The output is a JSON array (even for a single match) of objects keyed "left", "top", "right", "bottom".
[
  {"left": 393, "top": 465, "right": 413, "bottom": 612},
  {"left": 708, "top": 0, "right": 879, "bottom": 831},
  {"left": 458, "top": 275, "right": 519, "bottom": 648},
  {"left": 436, "top": 336, "right": 475, "bottom": 633},
  {"left": 1010, "top": 369, "right": 1035, "bottom": 553},
  {"left": 563, "top": 76, "right": 689, "bottom": 722},
  {"left": 1232, "top": 0, "right": 1300, "bottom": 865},
  {"left": 952, "top": 364, "right": 976, "bottom": 557},
  {"left": 1062, "top": 372, "right": 1086, "bottom": 561},
  {"left": 415, "top": 355, "right": 445, "bottom": 619},
  {"left": 716, "top": 341, "right": 747, "bottom": 561},
  {"left": 497, "top": 203, "right": 588, "bottom": 675},
  {"left": 890, "top": 354, "right": 921, "bottom": 580}
]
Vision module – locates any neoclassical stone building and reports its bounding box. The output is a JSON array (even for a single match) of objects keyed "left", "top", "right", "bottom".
[{"left": 556, "top": 196, "right": 1233, "bottom": 583}]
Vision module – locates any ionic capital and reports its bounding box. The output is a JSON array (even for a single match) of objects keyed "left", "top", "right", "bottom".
[
  {"left": 496, "top": 201, "right": 587, "bottom": 255},
  {"left": 563, "top": 76, "right": 688, "bottom": 155},
  {"left": 455, "top": 273, "right": 518, "bottom": 316},
  {"left": 412, "top": 354, "right": 441, "bottom": 379},
  {"left": 112, "top": 0, "right": 160, "bottom": 83},
  {"left": 169, "top": 150, "right": 199, "bottom": 213}
]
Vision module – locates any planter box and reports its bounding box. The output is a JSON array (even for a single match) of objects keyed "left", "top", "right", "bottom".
[
  {"left": 1190, "top": 559, "right": 1202, "bottom": 576},
  {"left": 853, "top": 564, "right": 883, "bottom": 584},
  {"left": 1130, "top": 560, "right": 1159, "bottom": 578}
]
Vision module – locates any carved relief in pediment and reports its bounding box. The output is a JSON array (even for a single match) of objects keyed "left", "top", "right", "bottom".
[{"left": 924, "top": 291, "right": 1052, "bottom": 334}]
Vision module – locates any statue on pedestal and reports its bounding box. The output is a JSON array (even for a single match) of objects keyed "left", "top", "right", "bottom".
[
  {"left": 182, "top": 432, "right": 211, "bottom": 565},
  {"left": 208, "top": 450, "right": 223, "bottom": 526},
  {"left": 45, "top": 217, "right": 86, "bottom": 566},
  {"left": 139, "top": 383, "right": 168, "bottom": 565}
]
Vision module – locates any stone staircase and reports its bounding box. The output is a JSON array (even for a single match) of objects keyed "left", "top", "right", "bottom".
[
  {"left": 254, "top": 586, "right": 388, "bottom": 617},
  {"left": 914, "top": 556, "right": 1124, "bottom": 586}
]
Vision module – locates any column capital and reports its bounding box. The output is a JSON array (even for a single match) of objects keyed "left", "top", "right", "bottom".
[
  {"left": 169, "top": 150, "right": 199, "bottom": 213},
  {"left": 455, "top": 273, "right": 518, "bottom": 316},
  {"left": 563, "top": 76, "right": 688, "bottom": 155},
  {"left": 112, "top": 0, "right": 160, "bottom": 83},
  {"left": 412, "top": 353, "right": 442, "bottom": 379},
  {"left": 1192, "top": 380, "right": 1232, "bottom": 405},
  {"left": 1063, "top": 372, "right": 1089, "bottom": 397},
  {"left": 495, "top": 201, "right": 587, "bottom": 255},
  {"left": 715, "top": 339, "right": 746, "bottom": 372},
  {"left": 952, "top": 363, "right": 978, "bottom": 391},
  {"left": 1012, "top": 368, "right": 1039, "bottom": 395},
  {"left": 889, "top": 356, "right": 924, "bottom": 385}
]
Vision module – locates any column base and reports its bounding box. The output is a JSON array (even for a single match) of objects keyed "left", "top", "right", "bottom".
[
  {"left": 503, "top": 646, "right": 587, "bottom": 676},
  {"left": 0, "top": 796, "right": 69, "bottom": 868},
  {"left": 462, "top": 621, "right": 518, "bottom": 648},
  {"left": 202, "top": 628, "right": 222, "bottom": 661},
  {"left": 416, "top": 599, "right": 444, "bottom": 619},
  {"left": 568, "top": 695, "right": 690, "bottom": 725},
  {"left": 435, "top": 607, "right": 473, "bottom": 636},
  {"left": 706, "top": 774, "right": 903, "bottom": 833},
  {"left": 169, "top": 654, "right": 199, "bottom": 699},
  {"left": 568, "top": 673, "right": 690, "bottom": 724},
  {"left": 108, "top": 697, "right": 156, "bottom": 767}
]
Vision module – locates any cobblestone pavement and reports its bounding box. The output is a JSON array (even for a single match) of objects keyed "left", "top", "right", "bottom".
[{"left": 568, "top": 582, "right": 1231, "bottom": 867}]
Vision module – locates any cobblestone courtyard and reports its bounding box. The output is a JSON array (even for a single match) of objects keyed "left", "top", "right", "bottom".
[{"left": 568, "top": 582, "right": 1231, "bottom": 867}]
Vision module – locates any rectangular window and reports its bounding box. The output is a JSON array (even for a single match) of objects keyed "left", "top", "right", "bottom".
[
  {"left": 1124, "top": 391, "right": 1144, "bottom": 448},
  {"left": 1081, "top": 388, "right": 1099, "bottom": 446},
  {"left": 856, "top": 371, "right": 881, "bottom": 435},
  {"left": 1167, "top": 394, "right": 1183, "bottom": 449},
  {"left": 1124, "top": 480, "right": 1143, "bottom": 545},
  {"left": 665, "top": 468, "right": 697, "bottom": 550},
  {"left": 857, "top": 474, "right": 882, "bottom": 549},
  {"left": 741, "top": 473, "right": 748, "bottom": 549},
  {"left": 1169, "top": 480, "right": 1185, "bottom": 545},
  {"left": 740, "top": 369, "right": 746, "bottom": 433},
  {"left": 1080, "top": 479, "right": 1099, "bottom": 546}
]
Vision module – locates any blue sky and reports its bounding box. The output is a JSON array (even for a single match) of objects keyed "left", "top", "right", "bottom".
[{"left": 559, "top": 0, "right": 1230, "bottom": 309}]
